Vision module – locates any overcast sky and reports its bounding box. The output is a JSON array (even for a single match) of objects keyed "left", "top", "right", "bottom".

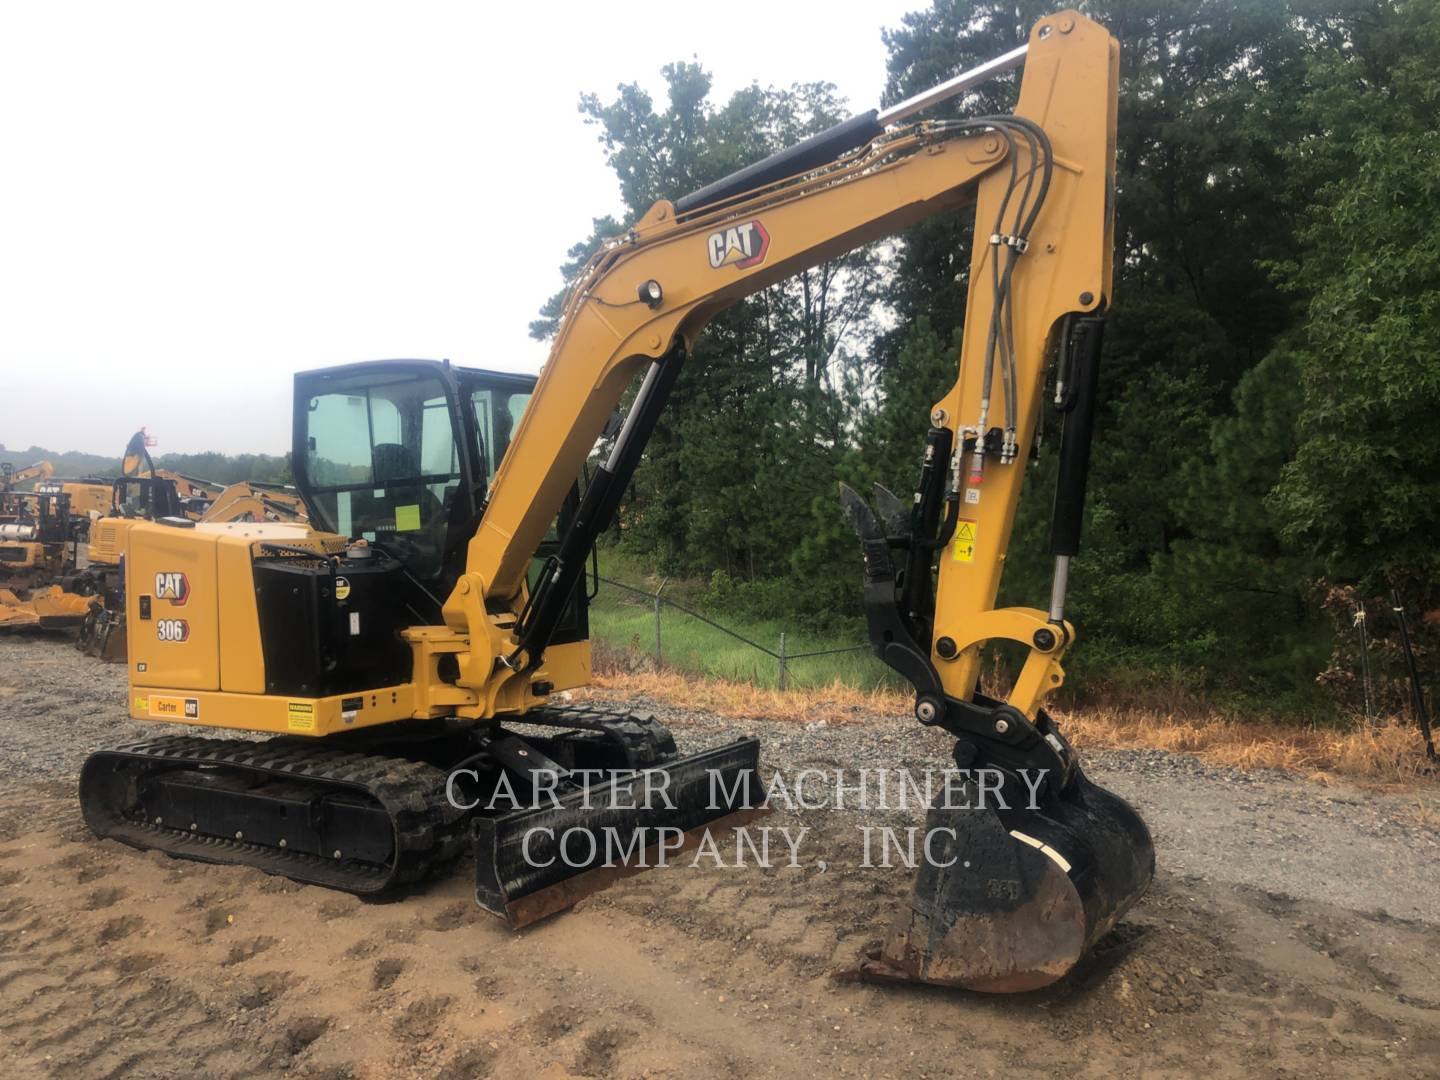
[{"left": 0, "top": 0, "right": 923, "bottom": 457}]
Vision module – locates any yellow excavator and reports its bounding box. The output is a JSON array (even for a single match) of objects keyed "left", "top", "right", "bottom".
[
  {"left": 44, "top": 477, "right": 114, "bottom": 528},
  {"left": 0, "top": 460, "right": 55, "bottom": 493},
  {"left": 80, "top": 12, "right": 1151, "bottom": 992},
  {"left": 199, "top": 481, "right": 308, "bottom": 526}
]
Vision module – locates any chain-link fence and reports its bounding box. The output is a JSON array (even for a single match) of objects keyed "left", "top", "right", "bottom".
[{"left": 594, "top": 575, "right": 875, "bottom": 690}]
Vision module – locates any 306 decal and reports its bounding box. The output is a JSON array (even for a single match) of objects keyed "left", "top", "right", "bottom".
[{"left": 156, "top": 618, "right": 190, "bottom": 642}]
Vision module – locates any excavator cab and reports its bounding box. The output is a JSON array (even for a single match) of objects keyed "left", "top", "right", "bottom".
[
  {"left": 294, "top": 360, "right": 584, "bottom": 639},
  {"left": 297, "top": 361, "right": 473, "bottom": 593},
  {"left": 111, "top": 476, "right": 184, "bottom": 520}
]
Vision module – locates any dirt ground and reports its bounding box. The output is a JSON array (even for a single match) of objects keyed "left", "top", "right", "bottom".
[{"left": 1, "top": 635, "right": 1438, "bottom": 1079}]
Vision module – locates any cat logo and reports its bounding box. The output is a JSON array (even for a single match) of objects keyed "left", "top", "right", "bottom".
[
  {"left": 706, "top": 220, "right": 770, "bottom": 270},
  {"left": 155, "top": 571, "right": 190, "bottom": 606}
]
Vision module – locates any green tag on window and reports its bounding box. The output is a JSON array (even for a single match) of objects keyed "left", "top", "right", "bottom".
[{"left": 395, "top": 504, "right": 421, "bottom": 532}]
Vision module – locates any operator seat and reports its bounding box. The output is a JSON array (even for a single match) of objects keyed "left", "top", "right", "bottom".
[{"left": 351, "top": 443, "right": 447, "bottom": 580}]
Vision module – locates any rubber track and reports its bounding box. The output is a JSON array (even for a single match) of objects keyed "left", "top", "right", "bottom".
[{"left": 79, "top": 735, "right": 469, "bottom": 895}]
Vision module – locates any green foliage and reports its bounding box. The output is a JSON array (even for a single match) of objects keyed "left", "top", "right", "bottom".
[
  {"left": 0, "top": 446, "right": 115, "bottom": 477},
  {"left": 1268, "top": 1, "right": 1440, "bottom": 599},
  {"left": 538, "top": 0, "right": 1440, "bottom": 714},
  {"left": 153, "top": 452, "right": 293, "bottom": 485},
  {"left": 532, "top": 65, "right": 885, "bottom": 585}
]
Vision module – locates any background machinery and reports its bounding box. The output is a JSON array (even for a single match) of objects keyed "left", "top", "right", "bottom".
[
  {"left": 80, "top": 12, "right": 1151, "bottom": 992},
  {"left": 75, "top": 437, "right": 301, "bottom": 660},
  {"left": 198, "top": 481, "right": 308, "bottom": 526},
  {"left": 0, "top": 488, "right": 96, "bottom": 630},
  {"left": 0, "top": 460, "right": 55, "bottom": 493}
]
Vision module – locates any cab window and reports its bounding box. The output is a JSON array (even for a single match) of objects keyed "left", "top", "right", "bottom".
[
  {"left": 470, "top": 388, "right": 531, "bottom": 486},
  {"left": 304, "top": 372, "right": 464, "bottom": 582}
]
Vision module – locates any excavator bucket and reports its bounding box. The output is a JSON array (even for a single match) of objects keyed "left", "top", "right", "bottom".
[
  {"left": 0, "top": 586, "right": 99, "bottom": 631},
  {"left": 76, "top": 606, "right": 127, "bottom": 661},
  {"left": 474, "top": 737, "right": 766, "bottom": 927},
  {"left": 863, "top": 767, "right": 1153, "bottom": 992}
]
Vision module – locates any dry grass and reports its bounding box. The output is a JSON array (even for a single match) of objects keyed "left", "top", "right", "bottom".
[
  {"left": 579, "top": 669, "right": 1438, "bottom": 790},
  {"left": 584, "top": 669, "right": 907, "bottom": 727},
  {"left": 1057, "top": 704, "right": 1435, "bottom": 789}
]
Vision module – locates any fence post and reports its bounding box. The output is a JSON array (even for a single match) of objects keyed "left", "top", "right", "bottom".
[
  {"left": 653, "top": 578, "right": 668, "bottom": 665},
  {"left": 1354, "top": 603, "right": 1375, "bottom": 728},
  {"left": 778, "top": 632, "right": 787, "bottom": 692}
]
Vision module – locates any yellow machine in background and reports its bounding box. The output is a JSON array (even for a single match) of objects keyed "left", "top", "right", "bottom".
[
  {"left": 0, "top": 490, "right": 72, "bottom": 581},
  {"left": 0, "top": 460, "right": 55, "bottom": 492},
  {"left": 47, "top": 477, "right": 114, "bottom": 526},
  {"left": 82, "top": 13, "right": 1151, "bottom": 992},
  {"left": 197, "top": 481, "right": 308, "bottom": 526},
  {"left": 0, "top": 487, "right": 98, "bottom": 630}
]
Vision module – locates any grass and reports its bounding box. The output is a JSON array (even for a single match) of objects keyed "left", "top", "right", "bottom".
[
  {"left": 577, "top": 663, "right": 1439, "bottom": 790},
  {"left": 585, "top": 552, "right": 1438, "bottom": 788},
  {"left": 588, "top": 573, "right": 900, "bottom": 691}
]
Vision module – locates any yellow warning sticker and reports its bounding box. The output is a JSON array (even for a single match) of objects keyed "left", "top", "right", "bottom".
[
  {"left": 952, "top": 520, "right": 978, "bottom": 562},
  {"left": 286, "top": 701, "right": 317, "bottom": 732},
  {"left": 394, "top": 504, "right": 421, "bottom": 532}
]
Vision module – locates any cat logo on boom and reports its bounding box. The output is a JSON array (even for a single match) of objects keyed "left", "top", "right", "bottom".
[
  {"left": 155, "top": 571, "right": 189, "bottom": 606},
  {"left": 707, "top": 220, "right": 770, "bottom": 270}
]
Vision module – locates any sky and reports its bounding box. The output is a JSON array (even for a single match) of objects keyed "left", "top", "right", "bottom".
[{"left": 0, "top": 0, "right": 923, "bottom": 456}]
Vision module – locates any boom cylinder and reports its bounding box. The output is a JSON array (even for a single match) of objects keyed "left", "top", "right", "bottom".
[
  {"left": 511, "top": 347, "right": 687, "bottom": 665},
  {"left": 674, "top": 44, "right": 1030, "bottom": 216}
]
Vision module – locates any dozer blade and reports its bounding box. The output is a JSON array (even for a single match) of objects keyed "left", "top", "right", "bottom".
[
  {"left": 864, "top": 767, "right": 1153, "bottom": 993},
  {"left": 475, "top": 737, "right": 766, "bottom": 927},
  {"left": 0, "top": 589, "right": 36, "bottom": 629},
  {"left": 32, "top": 586, "right": 100, "bottom": 629},
  {"left": 0, "top": 586, "right": 98, "bottom": 630}
]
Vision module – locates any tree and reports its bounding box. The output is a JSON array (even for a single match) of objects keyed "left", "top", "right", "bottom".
[
  {"left": 532, "top": 65, "right": 886, "bottom": 578},
  {"left": 1269, "top": 0, "right": 1440, "bottom": 598}
]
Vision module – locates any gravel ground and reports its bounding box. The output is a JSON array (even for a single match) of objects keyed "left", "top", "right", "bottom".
[
  {"left": 583, "top": 691, "right": 1440, "bottom": 924},
  {"left": 3, "top": 633, "right": 1437, "bottom": 922},
  {"left": 3, "top": 633, "right": 1440, "bottom": 1078}
]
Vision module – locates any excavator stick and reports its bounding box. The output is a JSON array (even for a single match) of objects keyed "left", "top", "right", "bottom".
[
  {"left": 474, "top": 737, "right": 766, "bottom": 927},
  {"left": 863, "top": 768, "right": 1152, "bottom": 992}
]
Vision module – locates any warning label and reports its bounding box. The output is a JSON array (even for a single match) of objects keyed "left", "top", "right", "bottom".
[
  {"left": 286, "top": 701, "right": 317, "bottom": 732},
  {"left": 952, "top": 520, "right": 978, "bottom": 563}
]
